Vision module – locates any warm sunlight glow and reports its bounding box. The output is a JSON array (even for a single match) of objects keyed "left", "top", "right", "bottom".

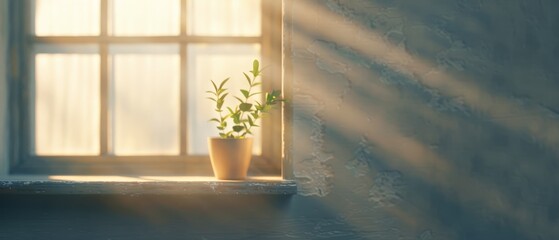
[
  {"left": 35, "top": 54, "right": 100, "bottom": 155},
  {"left": 47, "top": 175, "right": 283, "bottom": 182},
  {"left": 110, "top": 0, "right": 180, "bottom": 36},
  {"left": 187, "top": 0, "right": 261, "bottom": 36},
  {"left": 187, "top": 44, "right": 261, "bottom": 155},
  {"left": 35, "top": 0, "right": 100, "bottom": 36},
  {"left": 32, "top": 0, "right": 265, "bottom": 157},
  {"left": 291, "top": 1, "right": 559, "bottom": 236},
  {"left": 111, "top": 45, "right": 180, "bottom": 155}
]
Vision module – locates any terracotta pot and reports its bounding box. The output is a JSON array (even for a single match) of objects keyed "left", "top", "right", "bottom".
[{"left": 208, "top": 137, "right": 253, "bottom": 180}]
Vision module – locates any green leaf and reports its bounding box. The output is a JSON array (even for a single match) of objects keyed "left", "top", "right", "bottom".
[
  {"left": 218, "top": 77, "right": 230, "bottom": 89},
  {"left": 234, "top": 96, "right": 244, "bottom": 103},
  {"left": 217, "top": 88, "right": 227, "bottom": 95},
  {"left": 255, "top": 101, "right": 262, "bottom": 107},
  {"left": 248, "top": 116, "right": 254, "bottom": 126},
  {"left": 240, "top": 89, "right": 250, "bottom": 99},
  {"left": 252, "top": 59, "right": 260, "bottom": 77},
  {"left": 239, "top": 103, "right": 253, "bottom": 111},
  {"left": 218, "top": 93, "right": 228, "bottom": 102},
  {"left": 243, "top": 72, "right": 251, "bottom": 85},
  {"left": 216, "top": 99, "right": 224, "bottom": 109},
  {"left": 266, "top": 90, "right": 281, "bottom": 105},
  {"left": 233, "top": 125, "right": 244, "bottom": 132},
  {"left": 209, "top": 118, "right": 220, "bottom": 123},
  {"left": 233, "top": 114, "right": 240, "bottom": 124},
  {"left": 211, "top": 80, "right": 218, "bottom": 91}
]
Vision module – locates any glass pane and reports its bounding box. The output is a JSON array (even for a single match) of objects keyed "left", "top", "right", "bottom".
[
  {"left": 35, "top": 54, "right": 100, "bottom": 155},
  {"left": 187, "top": 44, "right": 261, "bottom": 155},
  {"left": 187, "top": 0, "right": 261, "bottom": 36},
  {"left": 110, "top": 0, "right": 180, "bottom": 36},
  {"left": 110, "top": 45, "right": 180, "bottom": 155},
  {"left": 35, "top": 0, "right": 100, "bottom": 36}
]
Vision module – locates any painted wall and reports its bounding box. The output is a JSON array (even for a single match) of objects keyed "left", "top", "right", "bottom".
[
  {"left": 288, "top": 0, "right": 559, "bottom": 239},
  {"left": 0, "top": 0, "right": 8, "bottom": 175},
  {"left": 2, "top": 0, "right": 559, "bottom": 239}
]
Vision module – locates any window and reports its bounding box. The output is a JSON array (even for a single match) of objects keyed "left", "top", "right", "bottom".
[{"left": 8, "top": 0, "right": 283, "bottom": 176}]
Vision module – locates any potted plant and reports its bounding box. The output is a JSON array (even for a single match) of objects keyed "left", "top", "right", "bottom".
[{"left": 206, "top": 59, "right": 282, "bottom": 180}]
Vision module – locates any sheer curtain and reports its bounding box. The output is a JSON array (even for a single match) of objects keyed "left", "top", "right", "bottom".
[
  {"left": 110, "top": 0, "right": 180, "bottom": 36},
  {"left": 31, "top": 0, "right": 262, "bottom": 156},
  {"left": 34, "top": 1, "right": 101, "bottom": 155},
  {"left": 35, "top": 0, "right": 100, "bottom": 36},
  {"left": 109, "top": 44, "right": 180, "bottom": 156},
  {"left": 34, "top": 53, "right": 100, "bottom": 155},
  {"left": 187, "top": 0, "right": 261, "bottom": 36}
]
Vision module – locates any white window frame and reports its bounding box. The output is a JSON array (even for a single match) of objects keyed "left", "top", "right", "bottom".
[{"left": 7, "top": 0, "right": 284, "bottom": 176}]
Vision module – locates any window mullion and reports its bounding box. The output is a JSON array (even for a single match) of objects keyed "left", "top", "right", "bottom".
[
  {"left": 180, "top": 0, "right": 188, "bottom": 155},
  {"left": 100, "top": 0, "right": 109, "bottom": 156},
  {"left": 14, "top": 0, "right": 282, "bottom": 176}
]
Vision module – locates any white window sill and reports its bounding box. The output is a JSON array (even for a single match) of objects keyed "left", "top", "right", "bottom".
[{"left": 0, "top": 175, "right": 297, "bottom": 195}]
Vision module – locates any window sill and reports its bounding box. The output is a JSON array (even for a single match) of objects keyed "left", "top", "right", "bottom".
[{"left": 0, "top": 175, "right": 297, "bottom": 195}]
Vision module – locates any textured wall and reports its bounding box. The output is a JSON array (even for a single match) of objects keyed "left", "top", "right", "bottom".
[
  {"left": 287, "top": 0, "right": 559, "bottom": 239},
  {"left": 289, "top": 0, "right": 559, "bottom": 239},
  {"left": 2, "top": 0, "right": 559, "bottom": 239},
  {"left": 0, "top": 0, "right": 8, "bottom": 175}
]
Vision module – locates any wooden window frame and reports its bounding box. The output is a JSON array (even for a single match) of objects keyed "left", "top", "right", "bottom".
[{"left": 8, "top": 0, "right": 284, "bottom": 176}]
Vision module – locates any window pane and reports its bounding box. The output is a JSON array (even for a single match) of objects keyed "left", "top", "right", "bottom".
[
  {"left": 187, "top": 44, "right": 261, "bottom": 155},
  {"left": 187, "top": 0, "right": 261, "bottom": 36},
  {"left": 110, "top": 45, "right": 180, "bottom": 155},
  {"left": 110, "top": 0, "right": 180, "bottom": 36},
  {"left": 35, "top": 0, "right": 100, "bottom": 36},
  {"left": 35, "top": 54, "right": 100, "bottom": 155}
]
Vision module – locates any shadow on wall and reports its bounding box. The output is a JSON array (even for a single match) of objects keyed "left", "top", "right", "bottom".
[
  {"left": 0, "top": 194, "right": 374, "bottom": 239},
  {"left": 0, "top": 0, "right": 9, "bottom": 175},
  {"left": 289, "top": 0, "right": 559, "bottom": 239}
]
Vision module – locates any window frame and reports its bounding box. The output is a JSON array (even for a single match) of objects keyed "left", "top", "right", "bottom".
[{"left": 8, "top": 0, "right": 284, "bottom": 176}]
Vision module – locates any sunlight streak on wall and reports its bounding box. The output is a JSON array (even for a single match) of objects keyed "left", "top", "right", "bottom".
[
  {"left": 295, "top": 0, "right": 559, "bottom": 153},
  {"left": 291, "top": 1, "right": 559, "bottom": 236}
]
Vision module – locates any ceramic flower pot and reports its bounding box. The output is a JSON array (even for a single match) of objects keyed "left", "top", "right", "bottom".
[{"left": 208, "top": 137, "right": 253, "bottom": 180}]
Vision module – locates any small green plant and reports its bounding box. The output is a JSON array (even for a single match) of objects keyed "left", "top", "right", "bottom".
[{"left": 207, "top": 59, "right": 282, "bottom": 139}]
